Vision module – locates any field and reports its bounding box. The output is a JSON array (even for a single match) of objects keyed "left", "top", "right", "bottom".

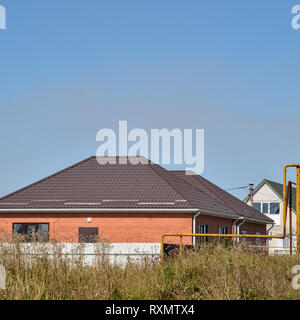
[{"left": 0, "top": 236, "right": 300, "bottom": 300}]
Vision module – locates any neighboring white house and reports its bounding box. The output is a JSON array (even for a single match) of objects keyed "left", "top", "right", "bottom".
[{"left": 244, "top": 179, "right": 296, "bottom": 253}]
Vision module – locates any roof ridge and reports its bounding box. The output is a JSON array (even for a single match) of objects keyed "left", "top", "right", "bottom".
[
  {"left": 147, "top": 164, "right": 195, "bottom": 208},
  {"left": 265, "top": 179, "right": 283, "bottom": 185},
  {"left": 0, "top": 155, "right": 95, "bottom": 202}
]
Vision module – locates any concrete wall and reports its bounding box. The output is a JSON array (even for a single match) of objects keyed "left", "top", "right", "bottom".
[{"left": 0, "top": 243, "right": 161, "bottom": 266}]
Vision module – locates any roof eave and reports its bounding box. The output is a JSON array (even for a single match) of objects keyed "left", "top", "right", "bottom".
[
  {"left": 199, "top": 209, "right": 272, "bottom": 225},
  {"left": 0, "top": 207, "right": 272, "bottom": 224},
  {"left": 0, "top": 208, "right": 199, "bottom": 213}
]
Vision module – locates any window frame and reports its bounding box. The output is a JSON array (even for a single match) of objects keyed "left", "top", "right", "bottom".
[
  {"left": 78, "top": 227, "right": 99, "bottom": 243},
  {"left": 253, "top": 202, "right": 261, "bottom": 212},
  {"left": 219, "top": 226, "right": 228, "bottom": 246},
  {"left": 219, "top": 226, "right": 228, "bottom": 234},
  {"left": 269, "top": 202, "right": 280, "bottom": 214},
  {"left": 256, "top": 232, "right": 262, "bottom": 246},
  {"left": 252, "top": 202, "right": 280, "bottom": 215},
  {"left": 12, "top": 223, "right": 49, "bottom": 242},
  {"left": 241, "top": 230, "right": 248, "bottom": 243},
  {"left": 262, "top": 203, "right": 269, "bottom": 214},
  {"left": 198, "top": 224, "right": 208, "bottom": 244}
]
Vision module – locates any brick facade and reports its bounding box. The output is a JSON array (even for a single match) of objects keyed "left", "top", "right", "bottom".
[
  {"left": 195, "top": 215, "right": 266, "bottom": 245},
  {"left": 0, "top": 211, "right": 266, "bottom": 245}
]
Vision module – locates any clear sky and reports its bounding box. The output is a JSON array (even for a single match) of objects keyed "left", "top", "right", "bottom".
[{"left": 0, "top": 1, "right": 300, "bottom": 200}]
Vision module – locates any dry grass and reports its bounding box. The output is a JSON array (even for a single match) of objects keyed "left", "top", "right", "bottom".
[{"left": 0, "top": 236, "right": 299, "bottom": 300}]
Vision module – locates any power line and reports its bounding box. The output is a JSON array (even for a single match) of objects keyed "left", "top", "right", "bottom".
[
  {"left": 225, "top": 183, "right": 294, "bottom": 213},
  {"left": 225, "top": 186, "right": 249, "bottom": 191}
]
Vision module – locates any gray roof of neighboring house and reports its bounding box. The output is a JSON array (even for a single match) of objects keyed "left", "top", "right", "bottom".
[
  {"left": 0, "top": 156, "right": 272, "bottom": 223},
  {"left": 251, "top": 179, "right": 296, "bottom": 212}
]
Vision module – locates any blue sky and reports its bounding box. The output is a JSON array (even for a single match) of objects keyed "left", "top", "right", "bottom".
[{"left": 0, "top": 1, "right": 300, "bottom": 199}]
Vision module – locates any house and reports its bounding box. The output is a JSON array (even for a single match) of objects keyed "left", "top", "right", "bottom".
[
  {"left": 244, "top": 179, "right": 296, "bottom": 252},
  {"left": 0, "top": 156, "right": 272, "bottom": 247}
]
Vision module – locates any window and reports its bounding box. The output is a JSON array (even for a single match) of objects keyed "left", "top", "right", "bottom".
[
  {"left": 241, "top": 230, "right": 248, "bottom": 244},
  {"left": 270, "top": 202, "right": 280, "bottom": 214},
  {"left": 78, "top": 227, "right": 99, "bottom": 243},
  {"left": 219, "top": 226, "right": 228, "bottom": 246},
  {"left": 262, "top": 203, "right": 268, "bottom": 214},
  {"left": 253, "top": 202, "right": 280, "bottom": 214},
  {"left": 13, "top": 223, "right": 49, "bottom": 242},
  {"left": 253, "top": 202, "right": 261, "bottom": 212},
  {"left": 256, "top": 233, "right": 262, "bottom": 246},
  {"left": 219, "top": 226, "right": 227, "bottom": 234},
  {"left": 198, "top": 224, "right": 208, "bottom": 243}
]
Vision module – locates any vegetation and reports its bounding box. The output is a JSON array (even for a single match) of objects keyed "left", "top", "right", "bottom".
[{"left": 0, "top": 235, "right": 299, "bottom": 300}]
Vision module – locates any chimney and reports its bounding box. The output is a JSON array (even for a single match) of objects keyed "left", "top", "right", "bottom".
[{"left": 249, "top": 183, "right": 254, "bottom": 207}]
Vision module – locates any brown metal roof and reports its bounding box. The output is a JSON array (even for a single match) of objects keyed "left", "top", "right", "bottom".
[
  {"left": 170, "top": 171, "right": 273, "bottom": 223},
  {"left": 0, "top": 156, "right": 272, "bottom": 223}
]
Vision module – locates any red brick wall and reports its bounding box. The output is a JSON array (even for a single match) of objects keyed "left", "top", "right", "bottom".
[
  {"left": 196, "top": 215, "right": 234, "bottom": 234},
  {"left": 195, "top": 214, "right": 266, "bottom": 245},
  {"left": 0, "top": 212, "right": 193, "bottom": 244},
  {"left": 195, "top": 214, "right": 233, "bottom": 245},
  {"left": 239, "top": 221, "right": 267, "bottom": 245},
  {"left": 0, "top": 212, "right": 267, "bottom": 245},
  {"left": 240, "top": 222, "right": 266, "bottom": 235}
]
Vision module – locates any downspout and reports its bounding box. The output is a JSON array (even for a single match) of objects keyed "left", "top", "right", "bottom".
[
  {"left": 236, "top": 217, "right": 246, "bottom": 245},
  {"left": 267, "top": 223, "right": 275, "bottom": 235},
  {"left": 232, "top": 216, "right": 243, "bottom": 247},
  {"left": 192, "top": 210, "right": 201, "bottom": 245}
]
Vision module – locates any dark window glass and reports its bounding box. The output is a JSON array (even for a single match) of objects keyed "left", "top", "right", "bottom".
[
  {"left": 256, "top": 233, "right": 261, "bottom": 246},
  {"left": 219, "top": 226, "right": 228, "bottom": 247},
  {"left": 13, "top": 223, "right": 49, "bottom": 242},
  {"left": 262, "top": 203, "right": 269, "bottom": 214},
  {"left": 241, "top": 230, "right": 248, "bottom": 243},
  {"left": 270, "top": 203, "right": 280, "bottom": 214},
  {"left": 13, "top": 224, "right": 25, "bottom": 235},
  {"left": 79, "top": 227, "right": 99, "bottom": 243},
  {"left": 198, "top": 224, "right": 208, "bottom": 243},
  {"left": 219, "top": 227, "right": 227, "bottom": 234},
  {"left": 253, "top": 202, "right": 261, "bottom": 212},
  {"left": 38, "top": 224, "right": 49, "bottom": 242},
  {"left": 26, "top": 224, "right": 37, "bottom": 242}
]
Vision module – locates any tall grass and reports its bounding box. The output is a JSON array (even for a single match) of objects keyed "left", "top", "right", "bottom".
[{"left": 0, "top": 235, "right": 299, "bottom": 300}]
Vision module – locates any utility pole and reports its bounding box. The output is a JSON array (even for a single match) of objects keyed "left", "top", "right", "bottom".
[{"left": 249, "top": 183, "right": 254, "bottom": 207}]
